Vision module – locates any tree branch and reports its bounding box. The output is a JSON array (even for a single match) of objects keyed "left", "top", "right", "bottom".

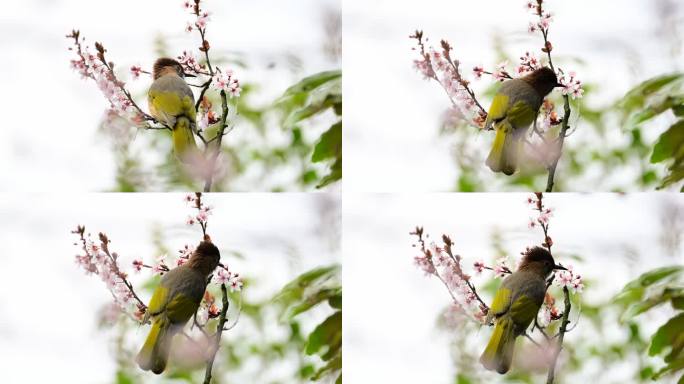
[
  {"left": 546, "top": 286, "right": 571, "bottom": 384},
  {"left": 203, "top": 283, "right": 230, "bottom": 384}
]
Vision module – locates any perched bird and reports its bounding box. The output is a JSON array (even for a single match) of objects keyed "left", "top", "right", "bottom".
[
  {"left": 479, "top": 247, "right": 566, "bottom": 374},
  {"left": 485, "top": 67, "right": 562, "bottom": 175},
  {"left": 136, "top": 240, "right": 220, "bottom": 374},
  {"left": 148, "top": 58, "right": 199, "bottom": 163}
]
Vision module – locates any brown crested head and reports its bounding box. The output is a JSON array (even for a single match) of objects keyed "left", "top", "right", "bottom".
[
  {"left": 518, "top": 246, "right": 565, "bottom": 277},
  {"left": 187, "top": 240, "right": 221, "bottom": 275},
  {"left": 521, "top": 67, "right": 561, "bottom": 98},
  {"left": 153, "top": 58, "right": 184, "bottom": 80}
]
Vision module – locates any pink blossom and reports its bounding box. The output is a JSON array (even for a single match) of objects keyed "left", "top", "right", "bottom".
[
  {"left": 132, "top": 259, "right": 144, "bottom": 272},
  {"left": 185, "top": 22, "right": 193, "bottom": 33},
  {"left": 539, "top": 13, "right": 553, "bottom": 29},
  {"left": 182, "top": 1, "right": 192, "bottom": 9},
  {"left": 215, "top": 268, "right": 232, "bottom": 284},
  {"left": 413, "top": 59, "right": 433, "bottom": 79},
  {"left": 152, "top": 263, "right": 167, "bottom": 276},
  {"left": 557, "top": 68, "right": 584, "bottom": 99},
  {"left": 554, "top": 265, "right": 584, "bottom": 293},
  {"left": 528, "top": 22, "right": 538, "bottom": 33},
  {"left": 492, "top": 61, "right": 510, "bottom": 82},
  {"left": 493, "top": 258, "right": 510, "bottom": 278},
  {"left": 196, "top": 12, "right": 210, "bottom": 29},
  {"left": 184, "top": 194, "right": 196, "bottom": 203},
  {"left": 229, "top": 278, "right": 243, "bottom": 292},
  {"left": 211, "top": 69, "right": 242, "bottom": 98},
  {"left": 528, "top": 218, "right": 537, "bottom": 229},
  {"left": 186, "top": 216, "right": 196, "bottom": 225},
  {"left": 473, "top": 260, "right": 485, "bottom": 274},
  {"left": 414, "top": 255, "right": 435, "bottom": 275},
  {"left": 472, "top": 66, "right": 484, "bottom": 80},
  {"left": 130, "top": 65, "right": 142, "bottom": 79}
]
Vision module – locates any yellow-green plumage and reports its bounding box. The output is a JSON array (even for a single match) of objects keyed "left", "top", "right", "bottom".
[
  {"left": 480, "top": 247, "right": 564, "bottom": 374},
  {"left": 148, "top": 66, "right": 199, "bottom": 164},
  {"left": 484, "top": 67, "right": 561, "bottom": 175}
]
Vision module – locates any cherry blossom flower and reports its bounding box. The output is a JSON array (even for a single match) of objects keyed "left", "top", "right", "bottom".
[
  {"left": 555, "top": 265, "right": 584, "bottom": 293},
  {"left": 473, "top": 260, "right": 485, "bottom": 274},
  {"left": 492, "top": 61, "right": 510, "bottom": 82},
  {"left": 557, "top": 69, "right": 584, "bottom": 99},
  {"left": 130, "top": 65, "right": 142, "bottom": 79},
  {"left": 472, "top": 66, "right": 484, "bottom": 80},
  {"left": 132, "top": 259, "right": 144, "bottom": 272},
  {"left": 493, "top": 257, "right": 510, "bottom": 278},
  {"left": 196, "top": 12, "right": 210, "bottom": 29},
  {"left": 414, "top": 254, "right": 435, "bottom": 275},
  {"left": 212, "top": 69, "right": 242, "bottom": 98}
]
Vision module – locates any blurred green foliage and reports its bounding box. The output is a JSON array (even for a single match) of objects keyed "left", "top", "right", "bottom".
[
  {"left": 616, "top": 74, "right": 684, "bottom": 190},
  {"left": 616, "top": 266, "right": 684, "bottom": 382},
  {"left": 276, "top": 71, "right": 342, "bottom": 189},
  {"left": 274, "top": 265, "right": 342, "bottom": 383}
]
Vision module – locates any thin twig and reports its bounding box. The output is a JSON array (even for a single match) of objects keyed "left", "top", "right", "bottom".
[
  {"left": 203, "top": 283, "right": 230, "bottom": 384},
  {"left": 546, "top": 286, "right": 571, "bottom": 384}
]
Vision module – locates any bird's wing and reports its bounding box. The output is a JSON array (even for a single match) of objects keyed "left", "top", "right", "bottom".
[
  {"left": 489, "top": 285, "right": 512, "bottom": 318},
  {"left": 508, "top": 293, "right": 543, "bottom": 333},
  {"left": 484, "top": 92, "right": 510, "bottom": 130},
  {"left": 146, "top": 284, "right": 170, "bottom": 318},
  {"left": 165, "top": 292, "right": 202, "bottom": 324},
  {"left": 505, "top": 100, "right": 537, "bottom": 129},
  {"left": 148, "top": 75, "right": 196, "bottom": 124}
]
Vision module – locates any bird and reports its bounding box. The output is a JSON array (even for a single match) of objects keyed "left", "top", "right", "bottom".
[
  {"left": 136, "top": 240, "right": 220, "bottom": 374},
  {"left": 148, "top": 57, "right": 199, "bottom": 163},
  {"left": 484, "top": 67, "right": 563, "bottom": 175},
  {"left": 479, "top": 246, "right": 566, "bottom": 374}
]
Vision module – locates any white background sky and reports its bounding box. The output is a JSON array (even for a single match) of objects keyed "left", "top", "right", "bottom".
[
  {"left": 0, "top": 193, "right": 340, "bottom": 383},
  {"left": 0, "top": 0, "right": 339, "bottom": 191},
  {"left": 343, "top": 193, "right": 684, "bottom": 383},
  {"left": 344, "top": 0, "right": 683, "bottom": 192}
]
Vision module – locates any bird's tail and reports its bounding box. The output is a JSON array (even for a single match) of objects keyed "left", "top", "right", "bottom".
[
  {"left": 172, "top": 116, "right": 199, "bottom": 164},
  {"left": 136, "top": 317, "right": 173, "bottom": 375},
  {"left": 480, "top": 316, "right": 516, "bottom": 374},
  {"left": 485, "top": 121, "right": 523, "bottom": 176}
]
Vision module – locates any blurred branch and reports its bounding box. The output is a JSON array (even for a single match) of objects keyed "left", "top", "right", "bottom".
[
  {"left": 203, "top": 283, "right": 230, "bottom": 384},
  {"left": 546, "top": 286, "right": 571, "bottom": 384}
]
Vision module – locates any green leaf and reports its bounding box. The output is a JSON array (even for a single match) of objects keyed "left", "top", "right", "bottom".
[
  {"left": 653, "top": 357, "right": 684, "bottom": 380},
  {"left": 312, "top": 121, "right": 342, "bottom": 163},
  {"left": 328, "top": 293, "right": 342, "bottom": 309},
  {"left": 317, "top": 157, "right": 342, "bottom": 189},
  {"left": 651, "top": 120, "right": 684, "bottom": 163},
  {"left": 306, "top": 311, "right": 342, "bottom": 359},
  {"left": 273, "top": 265, "right": 341, "bottom": 321},
  {"left": 311, "top": 355, "right": 342, "bottom": 381},
  {"left": 649, "top": 313, "right": 684, "bottom": 358},
  {"left": 622, "top": 287, "right": 684, "bottom": 321},
  {"left": 281, "top": 70, "right": 342, "bottom": 97},
  {"left": 623, "top": 266, "right": 684, "bottom": 292},
  {"left": 618, "top": 73, "right": 684, "bottom": 112}
]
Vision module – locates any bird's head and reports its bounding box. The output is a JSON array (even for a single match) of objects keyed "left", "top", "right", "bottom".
[
  {"left": 518, "top": 246, "right": 566, "bottom": 277},
  {"left": 187, "top": 239, "right": 221, "bottom": 275},
  {"left": 522, "top": 67, "right": 563, "bottom": 98},
  {"left": 152, "top": 57, "right": 195, "bottom": 80}
]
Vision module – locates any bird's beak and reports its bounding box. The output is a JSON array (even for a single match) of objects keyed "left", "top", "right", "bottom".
[
  {"left": 553, "top": 264, "right": 567, "bottom": 270},
  {"left": 184, "top": 72, "right": 196, "bottom": 78},
  {"left": 555, "top": 82, "right": 564, "bottom": 88}
]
